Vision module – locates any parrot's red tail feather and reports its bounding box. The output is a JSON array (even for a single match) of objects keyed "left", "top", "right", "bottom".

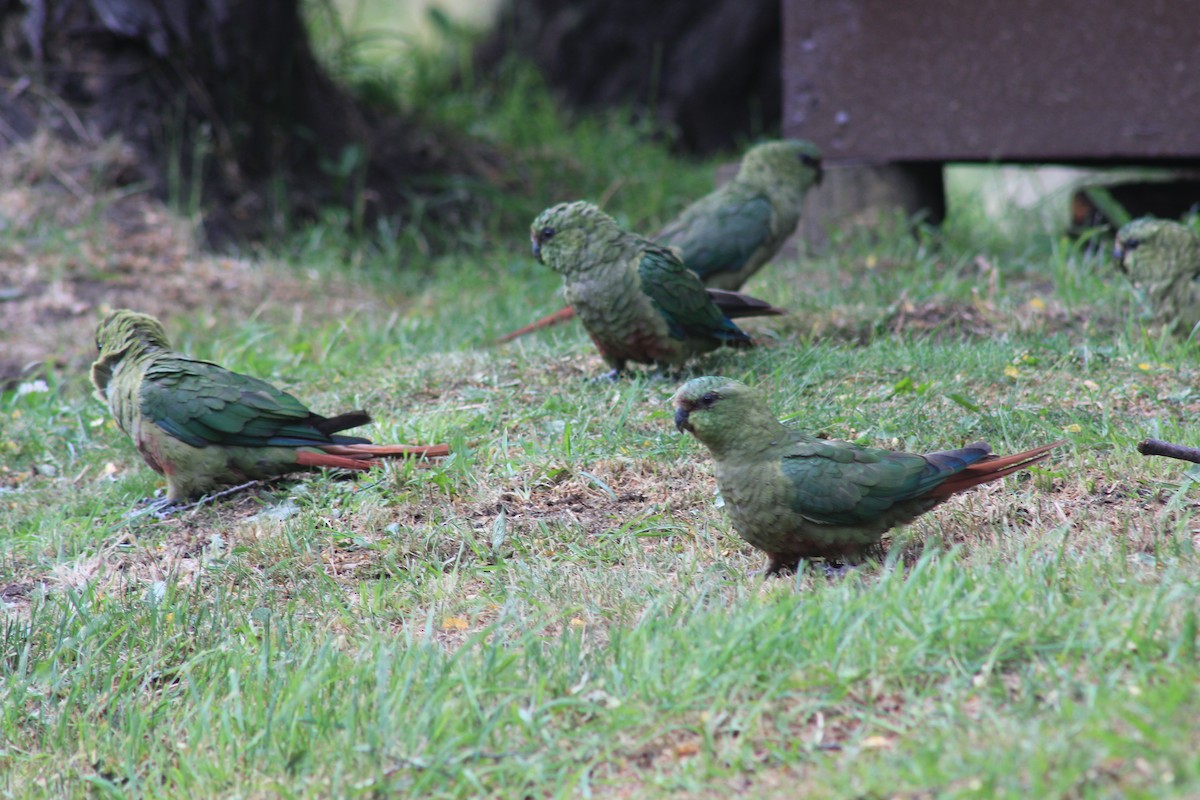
[
  {"left": 297, "top": 442, "right": 450, "bottom": 471},
  {"left": 296, "top": 451, "right": 381, "bottom": 470},
  {"left": 321, "top": 442, "right": 452, "bottom": 459},
  {"left": 924, "top": 440, "right": 1064, "bottom": 499},
  {"left": 495, "top": 305, "right": 577, "bottom": 343}
]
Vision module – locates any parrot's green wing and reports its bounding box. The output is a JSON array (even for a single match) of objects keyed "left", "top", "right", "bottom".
[
  {"left": 779, "top": 440, "right": 986, "bottom": 524},
  {"left": 659, "top": 194, "right": 774, "bottom": 282},
  {"left": 140, "top": 357, "right": 344, "bottom": 448},
  {"left": 637, "top": 247, "right": 752, "bottom": 343}
]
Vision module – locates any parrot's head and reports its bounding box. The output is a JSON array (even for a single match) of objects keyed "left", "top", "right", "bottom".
[
  {"left": 530, "top": 201, "right": 618, "bottom": 274},
  {"left": 738, "top": 139, "right": 824, "bottom": 189},
  {"left": 1114, "top": 217, "right": 1199, "bottom": 281},
  {"left": 95, "top": 310, "right": 172, "bottom": 359},
  {"left": 93, "top": 309, "right": 171, "bottom": 365},
  {"left": 672, "top": 376, "right": 782, "bottom": 455},
  {"left": 91, "top": 310, "right": 172, "bottom": 398}
]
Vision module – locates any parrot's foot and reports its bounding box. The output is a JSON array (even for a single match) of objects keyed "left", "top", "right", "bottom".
[
  {"left": 124, "top": 481, "right": 262, "bottom": 521},
  {"left": 763, "top": 558, "right": 854, "bottom": 579},
  {"left": 763, "top": 554, "right": 801, "bottom": 577},
  {"left": 593, "top": 368, "right": 625, "bottom": 382},
  {"left": 821, "top": 562, "right": 855, "bottom": 579},
  {"left": 179, "top": 481, "right": 263, "bottom": 513},
  {"left": 132, "top": 488, "right": 167, "bottom": 507},
  {"left": 124, "top": 496, "right": 184, "bottom": 521}
]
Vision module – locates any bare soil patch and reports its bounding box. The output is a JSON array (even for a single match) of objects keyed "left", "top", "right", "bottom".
[{"left": 0, "top": 133, "right": 393, "bottom": 387}]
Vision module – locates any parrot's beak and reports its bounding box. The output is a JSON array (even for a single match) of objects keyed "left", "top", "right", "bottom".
[
  {"left": 1114, "top": 237, "right": 1141, "bottom": 266},
  {"left": 531, "top": 237, "right": 542, "bottom": 262},
  {"left": 674, "top": 406, "right": 692, "bottom": 433},
  {"left": 801, "top": 153, "right": 824, "bottom": 186}
]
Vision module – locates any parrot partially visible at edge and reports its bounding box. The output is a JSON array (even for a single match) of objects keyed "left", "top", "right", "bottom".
[
  {"left": 530, "top": 202, "right": 785, "bottom": 379},
  {"left": 91, "top": 310, "right": 450, "bottom": 508},
  {"left": 498, "top": 139, "right": 822, "bottom": 343},
  {"left": 672, "top": 376, "right": 1063, "bottom": 575},
  {"left": 1114, "top": 217, "right": 1200, "bottom": 337}
]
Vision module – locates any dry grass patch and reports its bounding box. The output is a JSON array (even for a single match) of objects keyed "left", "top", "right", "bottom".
[{"left": 0, "top": 133, "right": 397, "bottom": 386}]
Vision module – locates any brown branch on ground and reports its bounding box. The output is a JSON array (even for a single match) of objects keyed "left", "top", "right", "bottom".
[{"left": 1137, "top": 438, "right": 1200, "bottom": 464}]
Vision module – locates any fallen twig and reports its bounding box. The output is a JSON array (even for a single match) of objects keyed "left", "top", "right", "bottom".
[{"left": 1137, "top": 438, "right": 1200, "bottom": 464}]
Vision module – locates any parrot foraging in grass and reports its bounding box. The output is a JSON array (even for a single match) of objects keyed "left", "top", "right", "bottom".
[
  {"left": 498, "top": 139, "right": 822, "bottom": 343},
  {"left": 672, "top": 376, "right": 1063, "bottom": 575},
  {"left": 530, "top": 202, "right": 785, "bottom": 379},
  {"left": 1114, "top": 217, "right": 1200, "bottom": 337},
  {"left": 657, "top": 139, "right": 823, "bottom": 290},
  {"left": 91, "top": 310, "right": 450, "bottom": 509}
]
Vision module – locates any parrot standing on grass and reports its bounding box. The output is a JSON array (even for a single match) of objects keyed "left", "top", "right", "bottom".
[
  {"left": 657, "top": 139, "right": 823, "bottom": 290},
  {"left": 498, "top": 139, "right": 822, "bottom": 342},
  {"left": 91, "top": 310, "right": 450, "bottom": 509},
  {"left": 530, "top": 202, "right": 785, "bottom": 379},
  {"left": 672, "top": 376, "right": 1063, "bottom": 575},
  {"left": 1114, "top": 217, "right": 1200, "bottom": 337}
]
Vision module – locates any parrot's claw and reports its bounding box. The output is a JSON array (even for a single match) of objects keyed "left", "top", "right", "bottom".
[
  {"left": 150, "top": 501, "right": 186, "bottom": 520},
  {"left": 763, "top": 555, "right": 801, "bottom": 577},
  {"left": 593, "top": 368, "right": 625, "bottom": 383},
  {"left": 132, "top": 489, "right": 167, "bottom": 507},
  {"left": 180, "top": 481, "right": 262, "bottom": 513},
  {"left": 124, "top": 481, "right": 262, "bottom": 521},
  {"left": 124, "top": 496, "right": 182, "bottom": 521},
  {"left": 821, "top": 562, "right": 855, "bottom": 579}
]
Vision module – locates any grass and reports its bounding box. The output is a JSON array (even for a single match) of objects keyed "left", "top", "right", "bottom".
[
  {"left": 4, "top": 21, "right": 1200, "bottom": 800},
  {"left": 301, "top": 0, "right": 717, "bottom": 257}
]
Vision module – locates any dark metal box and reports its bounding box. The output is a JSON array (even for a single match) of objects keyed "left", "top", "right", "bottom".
[{"left": 784, "top": 0, "right": 1200, "bottom": 164}]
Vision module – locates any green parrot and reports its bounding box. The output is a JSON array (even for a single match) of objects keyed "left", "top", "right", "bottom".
[
  {"left": 91, "top": 310, "right": 450, "bottom": 508},
  {"left": 658, "top": 138, "right": 823, "bottom": 290},
  {"left": 673, "top": 376, "right": 1062, "bottom": 574},
  {"left": 1114, "top": 217, "right": 1200, "bottom": 337},
  {"left": 529, "top": 202, "right": 785, "bottom": 379},
  {"left": 498, "top": 139, "right": 822, "bottom": 342}
]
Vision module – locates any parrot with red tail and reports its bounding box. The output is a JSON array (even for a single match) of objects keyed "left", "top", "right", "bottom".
[
  {"left": 673, "top": 376, "right": 1063, "bottom": 575},
  {"left": 91, "top": 310, "right": 449, "bottom": 510},
  {"left": 498, "top": 139, "right": 821, "bottom": 343}
]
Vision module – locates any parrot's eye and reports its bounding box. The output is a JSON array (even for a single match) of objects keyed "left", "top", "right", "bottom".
[
  {"left": 800, "top": 154, "right": 820, "bottom": 168},
  {"left": 1123, "top": 238, "right": 1141, "bottom": 251},
  {"left": 698, "top": 391, "right": 720, "bottom": 408},
  {"left": 540, "top": 226, "right": 556, "bottom": 241}
]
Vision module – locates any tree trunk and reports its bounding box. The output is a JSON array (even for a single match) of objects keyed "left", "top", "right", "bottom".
[
  {"left": 475, "top": 0, "right": 781, "bottom": 154},
  {"left": 0, "top": 0, "right": 488, "bottom": 246}
]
